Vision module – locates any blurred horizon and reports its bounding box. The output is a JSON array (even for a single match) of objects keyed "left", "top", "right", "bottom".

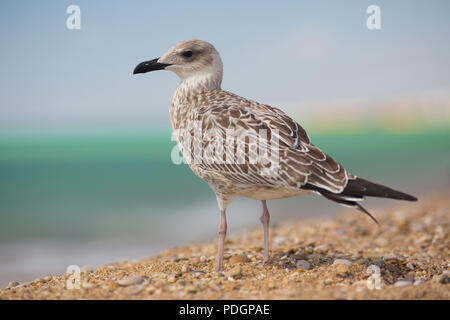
[{"left": 1, "top": 0, "right": 449, "bottom": 131}]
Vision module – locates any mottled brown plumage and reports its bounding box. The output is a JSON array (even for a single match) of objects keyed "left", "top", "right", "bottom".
[{"left": 134, "top": 39, "right": 417, "bottom": 271}]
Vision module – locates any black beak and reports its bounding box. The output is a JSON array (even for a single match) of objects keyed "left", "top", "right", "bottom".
[{"left": 133, "top": 58, "right": 171, "bottom": 74}]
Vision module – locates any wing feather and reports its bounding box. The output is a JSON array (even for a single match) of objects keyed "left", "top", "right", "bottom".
[{"left": 181, "top": 89, "right": 348, "bottom": 193}]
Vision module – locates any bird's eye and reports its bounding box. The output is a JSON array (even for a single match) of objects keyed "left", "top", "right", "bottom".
[{"left": 182, "top": 50, "right": 193, "bottom": 58}]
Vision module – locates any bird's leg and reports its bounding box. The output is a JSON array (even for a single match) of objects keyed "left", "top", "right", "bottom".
[
  {"left": 260, "top": 200, "right": 270, "bottom": 265},
  {"left": 216, "top": 209, "right": 227, "bottom": 272}
]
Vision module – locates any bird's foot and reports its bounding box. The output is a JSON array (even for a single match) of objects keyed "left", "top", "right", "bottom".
[{"left": 215, "top": 264, "right": 224, "bottom": 272}]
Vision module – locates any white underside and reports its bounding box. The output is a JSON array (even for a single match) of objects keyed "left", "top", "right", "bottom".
[{"left": 238, "top": 187, "right": 312, "bottom": 201}]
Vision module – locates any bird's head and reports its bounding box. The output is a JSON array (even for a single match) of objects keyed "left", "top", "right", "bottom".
[{"left": 133, "top": 39, "right": 223, "bottom": 86}]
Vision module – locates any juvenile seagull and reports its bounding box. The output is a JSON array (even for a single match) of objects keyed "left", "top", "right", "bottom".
[{"left": 133, "top": 39, "right": 417, "bottom": 271}]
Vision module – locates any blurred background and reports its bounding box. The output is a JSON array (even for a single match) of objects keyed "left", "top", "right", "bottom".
[{"left": 0, "top": 0, "right": 449, "bottom": 287}]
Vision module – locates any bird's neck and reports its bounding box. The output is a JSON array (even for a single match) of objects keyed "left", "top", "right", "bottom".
[
  {"left": 170, "top": 71, "right": 222, "bottom": 129},
  {"left": 178, "top": 71, "right": 222, "bottom": 94}
]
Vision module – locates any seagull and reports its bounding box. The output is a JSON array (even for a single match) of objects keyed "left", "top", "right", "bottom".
[{"left": 133, "top": 39, "right": 417, "bottom": 272}]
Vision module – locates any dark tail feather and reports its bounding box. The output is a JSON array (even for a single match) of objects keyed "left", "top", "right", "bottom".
[
  {"left": 319, "top": 192, "right": 379, "bottom": 225},
  {"left": 302, "top": 176, "right": 417, "bottom": 225},
  {"left": 354, "top": 202, "right": 379, "bottom": 225},
  {"left": 343, "top": 177, "right": 418, "bottom": 201}
]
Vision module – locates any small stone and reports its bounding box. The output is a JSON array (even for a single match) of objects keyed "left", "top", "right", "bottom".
[
  {"left": 394, "top": 280, "right": 413, "bottom": 288},
  {"left": 168, "top": 275, "right": 176, "bottom": 283},
  {"left": 385, "top": 263, "right": 401, "bottom": 273},
  {"left": 124, "top": 285, "right": 145, "bottom": 295},
  {"left": 291, "top": 253, "right": 308, "bottom": 260},
  {"left": 406, "top": 262, "right": 415, "bottom": 270},
  {"left": 336, "top": 264, "right": 350, "bottom": 275},
  {"left": 186, "top": 286, "right": 197, "bottom": 293},
  {"left": 273, "top": 236, "right": 289, "bottom": 246},
  {"left": 413, "top": 279, "right": 423, "bottom": 286},
  {"left": 296, "top": 260, "right": 311, "bottom": 270},
  {"left": 199, "top": 256, "right": 207, "bottom": 262},
  {"left": 191, "top": 270, "right": 206, "bottom": 276},
  {"left": 440, "top": 275, "right": 449, "bottom": 284},
  {"left": 145, "top": 286, "right": 156, "bottom": 294},
  {"left": 433, "top": 274, "right": 450, "bottom": 284},
  {"left": 181, "top": 265, "right": 189, "bottom": 273},
  {"left": 332, "top": 259, "right": 353, "bottom": 267},
  {"left": 228, "top": 266, "right": 242, "bottom": 278},
  {"left": 177, "top": 279, "right": 187, "bottom": 286},
  {"left": 43, "top": 276, "right": 52, "bottom": 282},
  {"left": 117, "top": 275, "right": 144, "bottom": 287},
  {"left": 399, "top": 275, "right": 415, "bottom": 283},
  {"left": 229, "top": 255, "right": 249, "bottom": 264},
  {"left": 7, "top": 281, "right": 20, "bottom": 288},
  {"left": 324, "top": 278, "right": 332, "bottom": 285},
  {"left": 314, "top": 244, "right": 328, "bottom": 253},
  {"left": 384, "top": 253, "right": 397, "bottom": 261}
]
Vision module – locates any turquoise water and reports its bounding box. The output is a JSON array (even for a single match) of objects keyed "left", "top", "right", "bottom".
[
  {"left": 0, "top": 128, "right": 449, "bottom": 286},
  {"left": 0, "top": 128, "right": 449, "bottom": 241}
]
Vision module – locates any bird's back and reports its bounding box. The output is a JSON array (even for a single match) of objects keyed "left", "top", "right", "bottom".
[{"left": 170, "top": 88, "right": 349, "bottom": 199}]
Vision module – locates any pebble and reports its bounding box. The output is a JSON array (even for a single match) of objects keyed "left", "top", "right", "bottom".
[
  {"left": 228, "top": 266, "right": 242, "bottom": 278},
  {"left": 440, "top": 275, "right": 449, "bottom": 284},
  {"left": 332, "top": 259, "right": 353, "bottom": 267},
  {"left": 433, "top": 273, "right": 449, "bottom": 284},
  {"left": 181, "top": 265, "right": 189, "bottom": 273},
  {"left": 177, "top": 279, "right": 187, "bottom": 286},
  {"left": 296, "top": 260, "right": 311, "bottom": 270},
  {"left": 399, "top": 275, "right": 415, "bottom": 283},
  {"left": 384, "top": 253, "right": 397, "bottom": 260},
  {"left": 191, "top": 270, "right": 206, "bottom": 275},
  {"left": 7, "top": 281, "right": 20, "bottom": 288},
  {"left": 413, "top": 279, "right": 423, "bottom": 286},
  {"left": 229, "top": 255, "right": 249, "bottom": 264},
  {"left": 199, "top": 256, "right": 207, "bottom": 262},
  {"left": 124, "top": 285, "right": 145, "bottom": 295},
  {"left": 273, "top": 236, "right": 290, "bottom": 246},
  {"left": 385, "top": 263, "right": 401, "bottom": 273},
  {"left": 117, "top": 275, "right": 144, "bottom": 287},
  {"left": 406, "top": 262, "right": 415, "bottom": 270},
  {"left": 335, "top": 264, "right": 350, "bottom": 275},
  {"left": 314, "top": 245, "right": 328, "bottom": 253},
  {"left": 394, "top": 280, "right": 413, "bottom": 288},
  {"left": 168, "top": 275, "right": 176, "bottom": 283},
  {"left": 291, "top": 253, "right": 308, "bottom": 260}
]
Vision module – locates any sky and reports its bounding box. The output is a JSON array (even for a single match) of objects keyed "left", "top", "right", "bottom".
[{"left": 0, "top": 0, "right": 449, "bottom": 131}]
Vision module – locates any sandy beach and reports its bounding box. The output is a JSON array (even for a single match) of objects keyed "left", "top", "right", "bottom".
[{"left": 1, "top": 194, "right": 448, "bottom": 300}]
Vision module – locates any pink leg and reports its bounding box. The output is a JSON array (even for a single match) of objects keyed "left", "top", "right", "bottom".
[
  {"left": 260, "top": 200, "right": 270, "bottom": 265},
  {"left": 216, "top": 209, "right": 227, "bottom": 272}
]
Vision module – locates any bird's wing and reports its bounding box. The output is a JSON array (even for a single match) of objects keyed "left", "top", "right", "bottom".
[{"left": 184, "top": 89, "right": 348, "bottom": 193}]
